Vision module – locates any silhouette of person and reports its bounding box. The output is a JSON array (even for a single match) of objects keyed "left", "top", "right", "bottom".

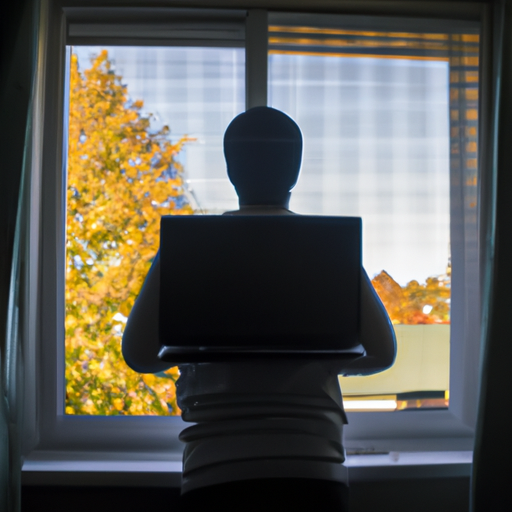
[{"left": 122, "top": 107, "right": 395, "bottom": 511}]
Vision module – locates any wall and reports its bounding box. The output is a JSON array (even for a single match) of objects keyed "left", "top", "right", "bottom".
[{"left": 22, "top": 478, "right": 470, "bottom": 512}]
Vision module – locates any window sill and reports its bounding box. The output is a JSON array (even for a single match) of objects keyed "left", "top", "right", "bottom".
[{"left": 21, "top": 451, "right": 472, "bottom": 487}]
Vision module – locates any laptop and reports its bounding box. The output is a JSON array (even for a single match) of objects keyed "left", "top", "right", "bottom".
[{"left": 158, "top": 215, "right": 364, "bottom": 362}]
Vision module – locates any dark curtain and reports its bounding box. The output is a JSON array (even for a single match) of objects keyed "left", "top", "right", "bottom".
[
  {"left": 0, "top": 1, "right": 38, "bottom": 510},
  {"left": 472, "top": 1, "right": 512, "bottom": 511}
]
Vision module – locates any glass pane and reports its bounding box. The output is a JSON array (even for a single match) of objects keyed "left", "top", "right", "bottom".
[
  {"left": 270, "top": 55, "right": 451, "bottom": 285},
  {"left": 269, "top": 27, "right": 479, "bottom": 411},
  {"left": 65, "top": 46, "right": 245, "bottom": 415}
]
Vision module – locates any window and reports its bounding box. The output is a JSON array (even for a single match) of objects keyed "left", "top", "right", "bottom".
[
  {"left": 267, "top": 19, "right": 460, "bottom": 413},
  {"left": 22, "top": 2, "right": 482, "bottom": 479},
  {"left": 65, "top": 45, "right": 245, "bottom": 415}
]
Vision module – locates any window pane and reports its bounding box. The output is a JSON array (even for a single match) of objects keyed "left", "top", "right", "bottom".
[
  {"left": 65, "top": 46, "right": 244, "bottom": 415},
  {"left": 270, "top": 55, "right": 450, "bottom": 285},
  {"left": 268, "top": 26, "right": 479, "bottom": 411}
]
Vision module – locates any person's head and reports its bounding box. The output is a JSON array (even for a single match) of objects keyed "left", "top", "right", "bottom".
[{"left": 224, "top": 106, "right": 302, "bottom": 208}]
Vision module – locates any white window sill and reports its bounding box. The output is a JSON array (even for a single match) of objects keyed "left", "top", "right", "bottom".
[
  {"left": 345, "top": 451, "right": 472, "bottom": 481},
  {"left": 21, "top": 451, "right": 472, "bottom": 487}
]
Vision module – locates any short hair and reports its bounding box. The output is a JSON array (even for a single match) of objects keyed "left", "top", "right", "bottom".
[{"left": 224, "top": 107, "right": 303, "bottom": 206}]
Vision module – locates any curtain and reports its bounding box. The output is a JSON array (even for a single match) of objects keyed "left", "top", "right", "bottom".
[
  {"left": 472, "top": 1, "right": 512, "bottom": 510},
  {"left": 0, "top": 1, "right": 42, "bottom": 510}
]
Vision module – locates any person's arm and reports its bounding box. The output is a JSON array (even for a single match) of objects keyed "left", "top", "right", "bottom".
[
  {"left": 341, "top": 268, "right": 396, "bottom": 376},
  {"left": 122, "top": 252, "right": 174, "bottom": 373}
]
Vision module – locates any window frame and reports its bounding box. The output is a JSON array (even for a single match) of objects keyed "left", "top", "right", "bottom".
[{"left": 22, "top": 0, "right": 488, "bottom": 484}]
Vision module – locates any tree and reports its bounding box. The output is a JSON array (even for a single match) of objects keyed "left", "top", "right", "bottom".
[
  {"left": 65, "top": 50, "right": 192, "bottom": 415},
  {"left": 372, "top": 270, "right": 450, "bottom": 325}
]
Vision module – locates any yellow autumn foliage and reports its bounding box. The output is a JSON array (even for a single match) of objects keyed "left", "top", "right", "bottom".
[
  {"left": 65, "top": 50, "right": 191, "bottom": 415},
  {"left": 372, "top": 270, "right": 450, "bottom": 324}
]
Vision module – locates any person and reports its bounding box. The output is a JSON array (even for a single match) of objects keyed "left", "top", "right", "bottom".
[{"left": 122, "top": 106, "right": 395, "bottom": 511}]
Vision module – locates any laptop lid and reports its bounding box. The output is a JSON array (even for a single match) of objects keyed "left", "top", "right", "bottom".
[{"left": 159, "top": 215, "right": 362, "bottom": 362}]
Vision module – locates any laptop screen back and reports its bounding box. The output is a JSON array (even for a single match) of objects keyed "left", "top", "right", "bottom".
[{"left": 159, "top": 215, "right": 361, "bottom": 357}]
